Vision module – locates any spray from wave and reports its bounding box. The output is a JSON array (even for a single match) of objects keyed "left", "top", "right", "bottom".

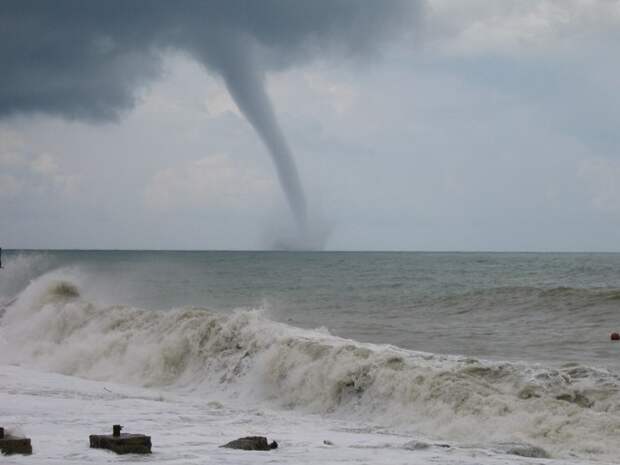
[{"left": 2, "top": 269, "right": 620, "bottom": 461}]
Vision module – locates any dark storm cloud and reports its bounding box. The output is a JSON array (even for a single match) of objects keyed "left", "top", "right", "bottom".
[
  {"left": 1, "top": 0, "right": 419, "bottom": 246},
  {"left": 0, "top": 0, "right": 418, "bottom": 120}
]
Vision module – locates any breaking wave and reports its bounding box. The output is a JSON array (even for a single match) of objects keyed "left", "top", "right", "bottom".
[{"left": 1, "top": 268, "right": 620, "bottom": 461}]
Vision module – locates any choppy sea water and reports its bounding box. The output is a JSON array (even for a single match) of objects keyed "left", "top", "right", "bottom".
[{"left": 1, "top": 250, "right": 620, "bottom": 464}]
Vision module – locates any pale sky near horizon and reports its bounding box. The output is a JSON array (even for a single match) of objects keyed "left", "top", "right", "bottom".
[{"left": 1, "top": 0, "right": 619, "bottom": 251}]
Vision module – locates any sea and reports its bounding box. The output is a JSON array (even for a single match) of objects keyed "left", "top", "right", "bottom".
[{"left": 1, "top": 250, "right": 620, "bottom": 464}]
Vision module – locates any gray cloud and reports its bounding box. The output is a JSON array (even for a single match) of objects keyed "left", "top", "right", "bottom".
[
  {"left": 0, "top": 0, "right": 417, "bottom": 120},
  {"left": 1, "top": 0, "right": 418, "bottom": 248}
]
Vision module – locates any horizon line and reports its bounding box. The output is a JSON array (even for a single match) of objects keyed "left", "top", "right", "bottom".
[{"left": 3, "top": 248, "right": 620, "bottom": 254}]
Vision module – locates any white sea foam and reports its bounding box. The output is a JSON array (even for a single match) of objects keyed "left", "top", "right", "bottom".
[
  {"left": 8, "top": 363, "right": 604, "bottom": 465},
  {"left": 1, "top": 270, "right": 619, "bottom": 462}
]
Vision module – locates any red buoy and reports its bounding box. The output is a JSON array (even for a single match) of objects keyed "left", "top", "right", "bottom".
[{"left": 611, "top": 332, "right": 620, "bottom": 341}]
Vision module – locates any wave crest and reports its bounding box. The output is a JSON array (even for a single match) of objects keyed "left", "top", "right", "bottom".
[{"left": 47, "top": 281, "right": 80, "bottom": 299}]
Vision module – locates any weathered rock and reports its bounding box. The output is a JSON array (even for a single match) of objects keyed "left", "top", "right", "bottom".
[
  {"left": 221, "top": 436, "right": 278, "bottom": 451},
  {"left": 0, "top": 428, "right": 33, "bottom": 455},
  {"left": 89, "top": 425, "right": 151, "bottom": 454}
]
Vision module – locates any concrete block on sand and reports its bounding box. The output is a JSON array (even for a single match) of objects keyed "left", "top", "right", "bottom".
[
  {"left": 0, "top": 427, "right": 33, "bottom": 455},
  {"left": 89, "top": 425, "right": 151, "bottom": 454}
]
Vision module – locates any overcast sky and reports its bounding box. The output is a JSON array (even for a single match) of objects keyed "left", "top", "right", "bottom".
[{"left": 1, "top": 0, "right": 619, "bottom": 251}]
